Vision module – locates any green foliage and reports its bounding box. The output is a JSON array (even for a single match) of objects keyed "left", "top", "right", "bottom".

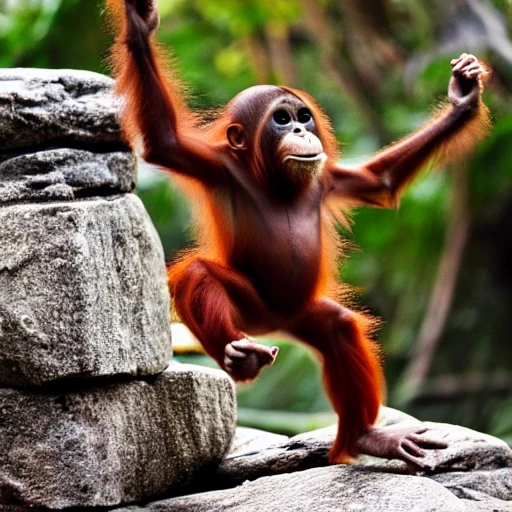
[
  {"left": 491, "top": 398, "right": 512, "bottom": 446},
  {"left": 1, "top": 0, "right": 107, "bottom": 71},
  {"left": 136, "top": 164, "right": 192, "bottom": 255},
  {"left": 471, "top": 114, "right": 512, "bottom": 211},
  {"left": 157, "top": 8, "right": 255, "bottom": 105},
  {"left": 0, "top": 0, "right": 63, "bottom": 67},
  {"left": 192, "top": 0, "right": 301, "bottom": 35}
]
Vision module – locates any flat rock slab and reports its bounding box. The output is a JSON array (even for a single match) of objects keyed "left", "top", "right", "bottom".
[
  {"left": 213, "top": 414, "right": 512, "bottom": 487},
  {"left": 0, "top": 194, "right": 172, "bottom": 386},
  {"left": 0, "top": 149, "right": 136, "bottom": 204},
  {"left": 227, "top": 427, "right": 288, "bottom": 458},
  {"left": 118, "top": 418, "right": 512, "bottom": 511},
  {"left": 432, "top": 468, "right": 512, "bottom": 511},
  {"left": 120, "top": 464, "right": 499, "bottom": 512},
  {"left": 0, "top": 363, "right": 237, "bottom": 509},
  {"left": 0, "top": 68, "right": 123, "bottom": 152}
]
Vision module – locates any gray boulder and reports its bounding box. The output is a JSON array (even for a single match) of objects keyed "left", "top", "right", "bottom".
[
  {"left": 116, "top": 465, "right": 474, "bottom": 512},
  {"left": 0, "top": 194, "right": 172, "bottom": 386},
  {"left": 0, "top": 149, "right": 136, "bottom": 204},
  {"left": 0, "top": 68, "right": 123, "bottom": 151},
  {"left": 116, "top": 411, "right": 512, "bottom": 512},
  {"left": 213, "top": 411, "right": 512, "bottom": 487},
  {"left": 0, "top": 363, "right": 237, "bottom": 509},
  {"left": 432, "top": 468, "right": 512, "bottom": 511}
]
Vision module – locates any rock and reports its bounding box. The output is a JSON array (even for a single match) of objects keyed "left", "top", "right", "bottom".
[
  {"left": 0, "top": 363, "right": 237, "bottom": 509},
  {"left": 0, "top": 194, "right": 172, "bottom": 386},
  {"left": 228, "top": 427, "right": 288, "bottom": 458},
  {"left": 0, "top": 68, "right": 123, "bottom": 152},
  {"left": 0, "top": 149, "right": 136, "bottom": 204},
  {"left": 116, "top": 465, "right": 471, "bottom": 512},
  {"left": 212, "top": 407, "right": 512, "bottom": 488},
  {"left": 431, "top": 468, "right": 512, "bottom": 511},
  {"left": 213, "top": 425, "right": 330, "bottom": 488},
  {"left": 116, "top": 412, "right": 512, "bottom": 512},
  {"left": 419, "top": 421, "right": 512, "bottom": 472}
]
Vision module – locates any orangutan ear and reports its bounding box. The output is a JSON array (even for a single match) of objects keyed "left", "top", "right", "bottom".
[{"left": 227, "top": 123, "right": 247, "bottom": 150}]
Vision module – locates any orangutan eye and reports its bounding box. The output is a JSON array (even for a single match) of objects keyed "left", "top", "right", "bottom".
[
  {"left": 273, "top": 110, "right": 291, "bottom": 125},
  {"left": 298, "top": 108, "right": 312, "bottom": 124}
]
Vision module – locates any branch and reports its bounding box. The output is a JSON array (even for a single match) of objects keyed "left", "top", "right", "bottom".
[
  {"left": 265, "top": 21, "right": 298, "bottom": 87},
  {"left": 301, "top": 0, "right": 393, "bottom": 144},
  {"left": 403, "top": 161, "right": 471, "bottom": 386},
  {"left": 411, "top": 372, "right": 512, "bottom": 404}
]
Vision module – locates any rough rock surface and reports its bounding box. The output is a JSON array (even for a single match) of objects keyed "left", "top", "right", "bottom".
[
  {"left": 0, "top": 194, "right": 172, "bottom": 386},
  {"left": 431, "top": 468, "right": 512, "bottom": 511},
  {"left": 0, "top": 149, "right": 136, "bottom": 204},
  {"left": 119, "top": 465, "right": 473, "bottom": 512},
  {"left": 0, "top": 68, "right": 123, "bottom": 151},
  {"left": 213, "top": 413, "right": 512, "bottom": 487},
  {"left": 227, "top": 427, "right": 288, "bottom": 458},
  {"left": 0, "top": 364, "right": 237, "bottom": 509},
  {"left": 116, "top": 408, "right": 512, "bottom": 512}
]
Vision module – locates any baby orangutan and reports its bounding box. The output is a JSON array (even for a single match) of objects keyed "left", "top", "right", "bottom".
[{"left": 107, "top": 0, "right": 490, "bottom": 467}]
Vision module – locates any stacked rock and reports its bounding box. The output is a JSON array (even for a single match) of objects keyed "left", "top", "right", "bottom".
[{"left": 0, "top": 69, "right": 236, "bottom": 509}]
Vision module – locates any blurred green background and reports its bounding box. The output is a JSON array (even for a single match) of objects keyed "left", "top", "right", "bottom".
[{"left": 2, "top": 0, "right": 511, "bottom": 444}]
